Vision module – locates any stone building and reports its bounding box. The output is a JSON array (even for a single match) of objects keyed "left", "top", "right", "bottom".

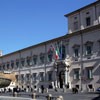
[{"left": 0, "top": 0, "right": 100, "bottom": 92}]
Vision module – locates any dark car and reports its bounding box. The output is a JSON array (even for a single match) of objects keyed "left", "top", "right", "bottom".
[{"left": 96, "top": 87, "right": 100, "bottom": 92}]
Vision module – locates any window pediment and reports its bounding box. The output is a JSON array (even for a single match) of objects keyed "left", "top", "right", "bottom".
[
  {"left": 33, "top": 55, "right": 37, "bottom": 58},
  {"left": 27, "top": 56, "right": 31, "bottom": 59},
  {"left": 16, "top": 59, "right": 19, "bottom": 62},
  {"left": 72, "top": 44, "right": 80, "bottom": 48},
  {"left": 40, "top": 53, "right": 45, "bottom": 56},
  {"left": 7, "top": 62, "right": 10, "bottom": 64},
  {"left": 85, "top": 41, "right": 93, "bottom": 46}
]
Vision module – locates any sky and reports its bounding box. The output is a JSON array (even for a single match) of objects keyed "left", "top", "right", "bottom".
[{"left": 0, "top": 0, "right": 96, "bottom": 55}]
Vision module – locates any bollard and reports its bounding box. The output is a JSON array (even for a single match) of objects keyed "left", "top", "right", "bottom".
[
  {"left": 13, "top": 92, "right": 15, "bottom": 97},
  {"left": 63, "top": 87, "right": 66, "bottom": 93},
  {"left": 56, "top": 95, "right": 63, "bottom": 100},
  {"left": 13, "top": 92, "right": 17, "bottom": 97},
  {"left": 38, "top": 88, "right": 41, "bottom": 93},
  {"left": 46, "top": 88, "right": 48, "bottom": 93},
  {"left": 32, "top": 93, "right": 36, "bottom": 100},
  {"left": 47, "top": 94, "right": 52, "bottom": 100}
]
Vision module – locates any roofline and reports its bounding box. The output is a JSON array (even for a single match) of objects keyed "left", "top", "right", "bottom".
[
  {"left": 0, "top": 35, "right": 67, "bottom": 58},
  {"left": 1, "top": 24, "right": 100, "bottom": 58},
  {"left": 64, "top": 0, "right": 100, "bottom": 17}
]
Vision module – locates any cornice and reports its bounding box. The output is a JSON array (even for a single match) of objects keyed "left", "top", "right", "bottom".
[{"left": 64, "top": 0, "right": 100, "bottom": 17}]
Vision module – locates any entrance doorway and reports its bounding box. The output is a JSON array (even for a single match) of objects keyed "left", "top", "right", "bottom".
[{"left": 59, "top": 71, "right": 65, "bottom": 88}]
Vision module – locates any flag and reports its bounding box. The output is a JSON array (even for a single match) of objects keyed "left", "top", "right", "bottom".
[
  {"left": 48, "top": 42, "right": 62, "bottom": 60},
  {"left": 55, "top": 43, "right": 60, "bottom": 60},
  {"left": 55, "top": 47, "right": 59, "bottom": 60},
  {"left": 59, "top": 41, "right": 63, "bottom": 59},
  {"left": 48, "top": 45, "right": 54, "bottom": 53}
]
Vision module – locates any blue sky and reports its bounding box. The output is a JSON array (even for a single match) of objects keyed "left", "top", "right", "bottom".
[{"left": 0, "top": 0, "right": 96, "bottom": 55}]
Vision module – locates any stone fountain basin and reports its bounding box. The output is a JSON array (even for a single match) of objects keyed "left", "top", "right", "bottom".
[{"left": 0, "top": 78, "right": 11, "bottom": 88}]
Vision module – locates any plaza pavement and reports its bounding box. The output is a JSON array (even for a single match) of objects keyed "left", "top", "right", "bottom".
[
  {"left": 46, "top": 89, "right": 100, "bottom": 100},
  {"left": 0, "top": 89, "right": 100, "bottom": 100}
]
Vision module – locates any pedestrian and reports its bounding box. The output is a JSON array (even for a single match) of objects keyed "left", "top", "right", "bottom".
[
  {"left": 75, "top": 87, "right": 78, "bottom": 93},
  {"left": 41, "top": 85, "right": 44, "bottom": 93}
]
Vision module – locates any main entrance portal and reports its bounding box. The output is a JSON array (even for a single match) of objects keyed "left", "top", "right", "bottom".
[{"left": 59, "top": 71, "right": 65, "bottom": 88}]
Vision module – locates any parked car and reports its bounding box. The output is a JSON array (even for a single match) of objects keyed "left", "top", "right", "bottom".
[{"left": 96, "top": 87, "right": 100, "bottom": 92}]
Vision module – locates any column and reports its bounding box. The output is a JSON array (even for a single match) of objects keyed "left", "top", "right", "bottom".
[
  {"left": 65, "top": 67, "right": 69, "bottom": 86},
  {"left": 66, "top": 40, "right": 69, "bottom": 58},
  {"left": 65, "top": 69, "right": 68, "bottom": 85},
  {"left": 55, "top": 68, "right": 58, "bottom": 88}
]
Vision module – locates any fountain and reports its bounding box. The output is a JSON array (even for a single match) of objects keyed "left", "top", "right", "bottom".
[{"left": 0, "top": 71, "right": 16, "bottom": 88}]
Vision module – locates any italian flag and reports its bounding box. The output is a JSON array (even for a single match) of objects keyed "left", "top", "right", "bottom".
[{"left": 55, "top": 48, "right": 59, "bottom": 60}]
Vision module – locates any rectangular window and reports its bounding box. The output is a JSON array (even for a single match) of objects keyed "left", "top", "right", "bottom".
[
  {"left": 3, "top": 64, "right": 5, "bottom": 70},
  {"left": 11, "top": 62, "right": 14, "bottom": 69},
  {"left": 87, "top": 68, "right": 93, "bottom": 79},
  {"left": 21, "top": 74, "right": 24, "bottom": 83},
  {"left": 27, "top": 58, "right": 32, "bottom": 66},
  {"left": 7, "top": 63, "right": 10, "bottom": 69},
  {"left": 33, "top": 57, "right": 37, "bottom": 65},
  {"left": 86, "top": 45, "right": 92, "bottom": 55},
  {"left": 16, "top": 61, "right": 19, "bottom": 68},
  {"left": 39, "top": 72, "right": 44, "bottom": 81},
  {"left": 86, "top": 17, "right": 91, "bottom": 26},
  {"left": 26, "top": 74, "right": 30, "bottom": 81},
  {"left": 73, "top": 69, "right": 80, "bottom": 80},
  {"left": 21, "top": 60, "right": 25, "bottom": 67},
  {"left": 74, "top": 48, "right": 79, "bottom": 57},
  {"left": 32, "top": 73, "right": 37, "bottom": 81},
  {"left": 40, "top": 56, "right": 45, "bottom": 64},
  {"left": 74, "top": 21, "right": 78, "bottom": 30},
  {"left": 48, "top": 71, "right": 52, "bottom": 81}
]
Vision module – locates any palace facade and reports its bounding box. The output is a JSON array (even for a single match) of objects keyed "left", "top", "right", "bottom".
[{"left": 0, "top": 0, "right": 100, "bottom": 92}]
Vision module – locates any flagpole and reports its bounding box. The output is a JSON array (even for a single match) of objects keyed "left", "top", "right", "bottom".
[
  {"left": 60, "top": 40, "right": 63, "bottom": 60},
  {"left": 53, "top": 43, "right": 57, "bottom": 89},
  {"left": 54, "top": 59, "right": 58, "bottom": 89}
]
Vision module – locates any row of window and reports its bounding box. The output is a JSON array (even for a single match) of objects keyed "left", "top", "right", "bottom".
[
  {"left": 73, "top": 9, "right": 100, "bottom": 31},
  {"left": 16, "top": 71, "right": 53, "bottom": 83},
  {"left": 16, "top": 67, "right": 93, "bottom": 84},
  {"left": 0, "top": 40, "right": 100, "bottom": 70},
  {"left": 0, "top": 53, "right": 56, "bottom": 70},
  {"left": 74, "top": 68, "right": 93, "bottom": 80},
  {"left": 0, "top": 45, "right": 66, "bottom": 71},
  {"left": 73, "top": 16, "right": 91, "bottom": 31},
  {"left": 73, "top": 41, "right": 100, "bottom": 60}
]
